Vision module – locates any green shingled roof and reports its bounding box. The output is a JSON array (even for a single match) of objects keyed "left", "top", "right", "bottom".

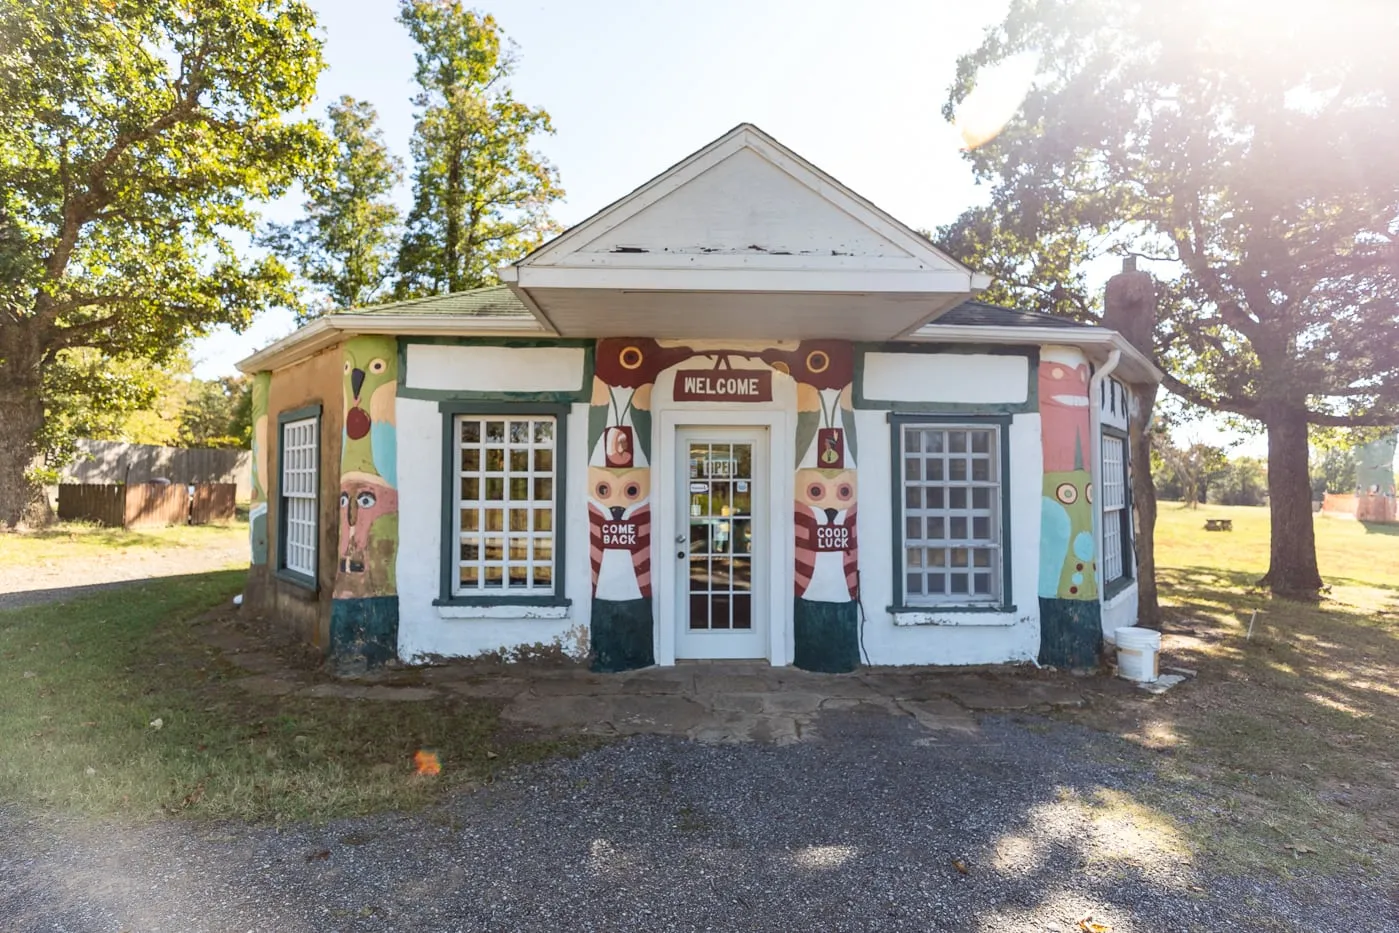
[
  {"left": 335, "top": 285, "right": 1096, "bottom": 329},
  {"left": 336, "top": 285, "right": 533, "bottom": 317}
]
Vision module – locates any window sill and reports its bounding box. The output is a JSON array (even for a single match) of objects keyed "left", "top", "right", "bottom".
[
  {"left": 1103, "top": 577, "right": 1136, "bottom": 602},
  {"left": 888, "top": 604, "right": 1021, "bottom": 627},
  {"left": 275, "top": 568, "right": 318, "bottom": 595},
  {"left": 433, "top": 595, "right": 573, "bottom": 620}
]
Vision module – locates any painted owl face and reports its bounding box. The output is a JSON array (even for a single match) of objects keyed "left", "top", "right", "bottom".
[
  {"left": 761, "top": 341, "right": 853, "bottom": 390},
  {"left": 589, "top": 466, "right": 650, "bottom": 519},
  {"left": 796, "top": 468, "right": 856, "bottom": 520},
  {"left": 594, "top": 338, "right": 695, "bottom": 388}
]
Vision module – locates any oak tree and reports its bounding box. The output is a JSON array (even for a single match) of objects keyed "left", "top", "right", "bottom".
[
  {"left": 941, "top": 0, "right": 1399, "bottom": 595},
  {"left": 0, "top": 0, "right": 327, "bottom": 527}
]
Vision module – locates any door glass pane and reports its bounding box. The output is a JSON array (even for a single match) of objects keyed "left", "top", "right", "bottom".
[{"left": 685, "top": 439, "right": 756, "bottom": 633}]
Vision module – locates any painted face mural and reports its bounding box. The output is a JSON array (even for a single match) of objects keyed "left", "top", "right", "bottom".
[
  {"left": 793, "top": 467, "right": 858, "bottom": 601},
  {"left": 341, "top": 335, "right": 398, "bottom": 484},
  {"left": 1038, "top": 359, "right": 1091, "bottom": 473},
  {"left": 333, "top": 336, "right": 398, "bottom": 601},
  {"left": 333, "top": 472, "right": 400, "bottom": 598},
  {"left": 587, "top": 465, "right": 652, "bottom": 600},
  {"left": 1037, "top": 351, "right": 1097, "bottom": 602}
]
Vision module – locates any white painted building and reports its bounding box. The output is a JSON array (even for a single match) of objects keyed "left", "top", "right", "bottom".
[{"left": 238, "top": 124, "right": 1160, "bottom": 673}]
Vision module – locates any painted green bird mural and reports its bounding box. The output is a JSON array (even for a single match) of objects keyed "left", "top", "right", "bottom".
[{"left": 341, "top": 335, "right": 398, "bottom": 485}]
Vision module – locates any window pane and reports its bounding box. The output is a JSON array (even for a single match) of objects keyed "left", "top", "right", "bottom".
[
  {"left": 454, "top": 415, "right": 559, "bottom": 597},
  {"left": 972, "top": 487, "right": 990, "bottom": 510}
]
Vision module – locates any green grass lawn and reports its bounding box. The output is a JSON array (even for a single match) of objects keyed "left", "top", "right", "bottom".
[
  {"left": 1068, "top": 502, "right": 1399, "bottom": 877},
  {"left": 0, "top": 570, "right": 594, "bottom": 822},
  {"left": 0, "top": 520, "right": 250, "bottom": 568}
]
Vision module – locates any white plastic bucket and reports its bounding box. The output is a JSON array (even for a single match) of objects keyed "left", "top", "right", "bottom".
[{"left": 1114, "top": 627, "right": 1161, "bottom": 683}]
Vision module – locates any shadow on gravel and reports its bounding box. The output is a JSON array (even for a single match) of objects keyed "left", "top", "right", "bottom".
[{"left": 3, "top": 711, "right": 1392, "bottom": 932}]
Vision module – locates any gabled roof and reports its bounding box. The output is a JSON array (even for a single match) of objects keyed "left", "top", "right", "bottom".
[
  {"left": 927, "top": 300, "right": 1099, "bottom": 330},
  {"left": 338, "top": 286, "right": 532, "bottom": 318}
]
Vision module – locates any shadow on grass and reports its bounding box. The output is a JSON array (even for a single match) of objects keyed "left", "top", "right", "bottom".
[
  {"left": 1361, "top": 520, "right": 1399, "bottom": 537},
  {"left": 1062, "top": 562, "right": 1399, "bottom": 876}
]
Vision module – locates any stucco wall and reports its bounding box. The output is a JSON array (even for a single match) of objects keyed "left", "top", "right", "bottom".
[
  {"left": 395, "top": 342, "right": 593, "bottom": 661},
  {"left": 247, "top": 344, "right": 344, "bottom": 648}
]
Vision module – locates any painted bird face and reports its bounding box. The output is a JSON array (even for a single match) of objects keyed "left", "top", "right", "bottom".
[
  {"left": 795, "top": 468, "right": 856, "bottom": 522},
  {"left": 342, "top": 336, "right": 398, "bottom": 440},
  {"left": 594, "top": 338, "right": 696, "bottom": 388},
  {"left": 589, "top": 466, "right": 650, "bottom": 520}
]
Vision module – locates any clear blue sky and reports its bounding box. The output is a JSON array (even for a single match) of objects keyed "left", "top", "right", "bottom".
[{"left": 191, "top": 0, "right": 1008, "bottom": 376}]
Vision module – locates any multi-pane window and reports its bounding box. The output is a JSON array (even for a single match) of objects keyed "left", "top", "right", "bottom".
[
  {"left": 900, "top": 424, "right": 1002, "bottom": 605},
  {"left": 280, "top": 417, "right": 318, "bottom": 579},
  {"left": 1102, "top": 434, "right": 1129, "bottom": 584},
  {"left": 455, "top": 416, "right": 556, "bottom": 595}
]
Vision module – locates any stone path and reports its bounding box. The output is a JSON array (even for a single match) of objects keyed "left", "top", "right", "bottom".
[{"left": 205, "top": 620, "right": 1094, "bottom": 745}]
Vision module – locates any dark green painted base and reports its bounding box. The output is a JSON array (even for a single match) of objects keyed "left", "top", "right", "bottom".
[
  {"left": 793, "top": 598, "right": 859, "bottom": 673},
  {"left": 330, "top": 596, "right": 400, "bottom": 671},
  {"left": 1037, "top": 597, "right": 1103, "bottom": 669},
  {"left": 591, "top": 597, "right": 655, "bottom": 672}
]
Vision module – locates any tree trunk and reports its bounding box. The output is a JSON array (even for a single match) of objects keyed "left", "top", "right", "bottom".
[
  {"left": 1130, "top": 382, "right": 1161, "bottom": 626},
  {"left": 1260, "top": 405, "right": 1323, "bottom": 596},
  {"left": 0, "top": 371, "right": 53, "bottom": 530}
]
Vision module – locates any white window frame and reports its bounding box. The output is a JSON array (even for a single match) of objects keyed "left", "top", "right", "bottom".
[
  {"left": 452, "top": 413, "right": 559, "bottom": 598},
  {"left": 895, "top": 419, "right": 1007, "bottom": 608},
  {"left": 1101, "top": 432, "right": 1130, "bottom": 586},
  {"left": 278, "top": 414, "right": 319, "bottom": 584}
]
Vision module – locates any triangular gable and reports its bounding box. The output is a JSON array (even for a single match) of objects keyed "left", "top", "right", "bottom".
[{"left": 513, "top": 123, "right": 975, "bottom": 276}]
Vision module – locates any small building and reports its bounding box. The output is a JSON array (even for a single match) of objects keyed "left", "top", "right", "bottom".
[{"left": 237, "top": 125, "right": 1160, "bottom": 673}]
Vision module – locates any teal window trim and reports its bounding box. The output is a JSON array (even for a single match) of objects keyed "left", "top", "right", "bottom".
[
  {"left": 275, "top": 403, "right": 323, "bottom": 593},
  {"left": 436, "top": 400, "right": 573, "bottom": 608},
  {"left": 888, "top": 412, "right": 1015, "bottom": 613},
  {"left": 1101, "top": 423, "right": 1134, "bottom": 596},
  {"left": 852, "top": 344, "right": 1039, "bottom": 414},
  {"left": 398, "top": 337, "right": 595, "bottom": 403}
]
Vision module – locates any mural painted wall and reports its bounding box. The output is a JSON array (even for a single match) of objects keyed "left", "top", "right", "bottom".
[
  {"left": 1355, "top": 433, "right": 1399, "bottom": 523},
  {"left": 330, "top": 336, "right": 400, "bottom": 667},
  {"left": 1037, "top": 347, "right": 1102, "bottom": 668},
  {"left": 248, "top": 372, "right": 272, "bottom": 565},
  {"left": 587, "top": 339, "right": 860, "bottom": 673}
]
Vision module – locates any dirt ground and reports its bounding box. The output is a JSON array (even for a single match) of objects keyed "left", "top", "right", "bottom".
[{"left": 0, "top": 524, "right": 248, "bottom": 610}]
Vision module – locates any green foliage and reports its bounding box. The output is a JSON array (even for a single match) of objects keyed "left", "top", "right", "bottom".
[
  {"left": 178, "top": 376, "right": 250, "bottom": 449},
  {"left": 0, "top": 0, "right": 329, "bottom": 523},
  {"left": 938, "top": 0, "right": 1399, "bottom": 428},
  {"left": 1153, "top": 435, "right": 1228, "bottom": 506},
  {"left": 1311, "top": 445, "right": 1357, "bottom": 498},
  {"left": 1209, "top": 457, "right": 1267, "bottom": 507},
  {"left": 393, "top": 1, "right": 563, "bottom": 296},
  {"left": 262, "top": 96, "right": 403, "bottom": 319},
  {"left": 40, "top": 349, "right": 187, "bottom": 454}
]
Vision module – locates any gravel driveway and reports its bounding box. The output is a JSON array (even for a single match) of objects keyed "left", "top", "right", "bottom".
[{"left": 2, "top": 711, "right": 1391, "bottom": 932}]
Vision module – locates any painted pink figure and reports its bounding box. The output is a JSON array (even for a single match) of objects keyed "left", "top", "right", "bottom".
[
  {"left": 1039, "top": 361, "right": 1091, "bottom": 472},
  {"left": 334, "top": 471, "right": 400, "bottom": 598}
]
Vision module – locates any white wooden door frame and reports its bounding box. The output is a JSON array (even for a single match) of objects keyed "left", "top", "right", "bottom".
[{"left": 654, "top": 409, "right": 792, "bottom": 666}]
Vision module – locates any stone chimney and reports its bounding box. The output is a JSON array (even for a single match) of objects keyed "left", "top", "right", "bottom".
[{"left": 1103, "top": 256, "right": 1155, "bottom": 355}]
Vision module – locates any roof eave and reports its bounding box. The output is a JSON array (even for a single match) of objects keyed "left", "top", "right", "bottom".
[
  {"left": 235, "top": 313, "right": 546, "bottom": 374},
  {"left": 907, "top": 324, "right": 1163, "bottom": 384}
]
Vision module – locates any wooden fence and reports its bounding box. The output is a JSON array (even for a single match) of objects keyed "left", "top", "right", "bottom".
[
  {"left": 60, "top": 440, "right": 251, "bottom": 500},
  {"left": 58, "top": 483, "right": 238, "bottom": 528}
]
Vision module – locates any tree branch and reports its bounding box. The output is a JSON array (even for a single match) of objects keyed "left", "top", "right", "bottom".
[{"left": 1160, "top": 372, "right": 1259, "bottom": 418}]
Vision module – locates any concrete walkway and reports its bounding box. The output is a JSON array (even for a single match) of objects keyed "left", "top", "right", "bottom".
[{"left": 203, "top": 615, "right": 1093, "bottom": 745}]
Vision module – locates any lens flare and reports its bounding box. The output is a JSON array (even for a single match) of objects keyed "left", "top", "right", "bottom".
[
  {"left": 953, "top": 52, "right": 1039, "bottom": 151},
  {"left": 413, "top": 750, "right": 441, "bottom": 776}
]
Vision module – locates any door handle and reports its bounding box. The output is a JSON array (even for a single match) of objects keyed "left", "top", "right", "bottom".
[{"left": 675, "top": 533, "right": 686, "bottom": 544}]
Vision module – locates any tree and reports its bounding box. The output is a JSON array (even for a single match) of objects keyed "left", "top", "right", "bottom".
[
  {"left": 0, "top": 0, "right": 327, "bottom": 528},
  {"left": 1311, "top": 445, "right": 1356, "bottom": 498},
  {"left": 940, "top": 0, "right": 1399, "bottom": 596},
  {"left": 178, "top": 377, "right": 249, "bottom": 449},
  {"left": 1210, "top": 457, "right": 1268, "bottom": 507},
  {"left": 263, "top": 96, "right": 402, "bottom": 319},
  {"left": 1154, "top": 439, "right": 1228, "bottom": 508},
  {"left": 393, "top": 1, "right": 563, "bottom": 297}
]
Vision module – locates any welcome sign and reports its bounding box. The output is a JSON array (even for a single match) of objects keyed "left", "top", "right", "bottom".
[{"left": 674, "top": 369, "right": 773, "bottom": 402}]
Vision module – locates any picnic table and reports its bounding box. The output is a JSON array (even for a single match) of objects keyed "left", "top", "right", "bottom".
[{"left": 1204, "top": 518, "right": 1233, "bottom": 532}]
